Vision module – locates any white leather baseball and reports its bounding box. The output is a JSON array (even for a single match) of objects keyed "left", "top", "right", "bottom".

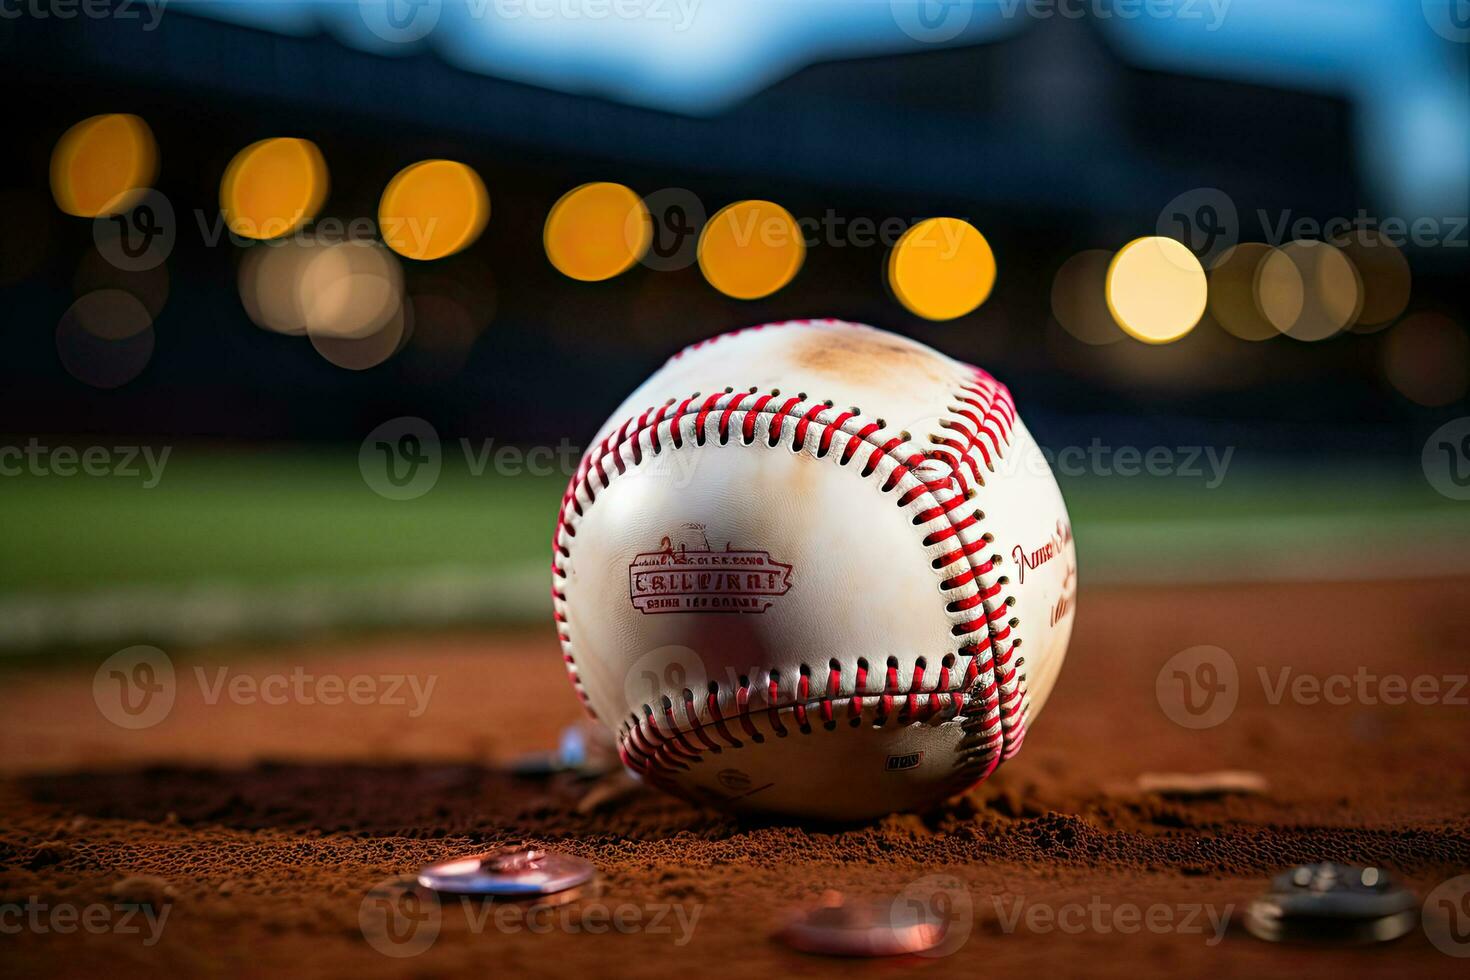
[{"left": 553, "top": 320, "right": 1075, "bottom": 820}]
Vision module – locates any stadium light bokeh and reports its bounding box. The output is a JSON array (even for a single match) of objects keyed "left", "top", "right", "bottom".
[{"left": 171, "top": 0, "right": 1468, "bottom": 219}]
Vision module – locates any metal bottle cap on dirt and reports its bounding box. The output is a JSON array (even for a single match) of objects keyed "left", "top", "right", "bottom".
[
  {"left": 776, "top": 890, "right": 946, "bottom": 957},
  {"left": 417, "top": 847, "right": 596, "bottom": 897},
  {"left": 1244, "top": 862, "right": 1418, "bottom": 944}
]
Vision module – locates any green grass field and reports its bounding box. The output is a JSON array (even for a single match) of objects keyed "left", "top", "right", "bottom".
[
  {"left": 1, "top": 448, "right": 561, "bottom": 592},
  {"left": 2, "top": 444, "right": 1466, "bottom": 653}
]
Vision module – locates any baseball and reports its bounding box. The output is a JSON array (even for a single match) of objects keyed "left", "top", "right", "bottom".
[{"left": 553, "top": 319, "right": 1076, "bottom": 819}]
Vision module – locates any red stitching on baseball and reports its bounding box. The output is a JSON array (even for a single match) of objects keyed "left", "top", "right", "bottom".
[
  {"left": 766, "top": 671, "right": 788, "bottom": 737},
  {"left": 621, "top": 674, "right": 993, "bottom": 781}
]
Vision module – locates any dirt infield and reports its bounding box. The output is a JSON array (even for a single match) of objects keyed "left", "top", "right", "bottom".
[{"left": 3, "top": 579, "right": 1469, "bottom": 977}]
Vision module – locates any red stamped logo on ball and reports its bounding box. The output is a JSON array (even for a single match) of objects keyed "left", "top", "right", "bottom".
[{"left": 629, "top": 524, "right": 792, "bottom": 615}]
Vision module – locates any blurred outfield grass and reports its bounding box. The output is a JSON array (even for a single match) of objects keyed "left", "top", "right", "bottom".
[
  {"left": 2, "top": 445, "right": 1467, "bottom": 652},
  {"left": 1, "top": 449, "right": 561, "bottom": 592}
]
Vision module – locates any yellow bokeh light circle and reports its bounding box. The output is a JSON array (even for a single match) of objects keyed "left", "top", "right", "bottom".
[
  {"left": 379, "top": 160, "right": 489, "bottom": 261},
  {"left": 50, "top": 114, "right": 159, "bottom": 218},
  {"left": 888, "top": 217, "right": 996, "bottom": 321},
  {"left": 220, "top": 138, "right": 329, "bottom": 241},
  {"left": 1256, "top": 239, "right": 1362, "bottom": 342},
  {"left": 543, "top": 182, "right": 650, "bottom": 282},
  {"left": 1335, "top": 229, "right": 1411, "bottom": 332},
  {"left": 698, "top": 200, "right": 805, "bottom": 300},
  {"left": 1105, "top": 236, "right": 1208, "bottom": 344},
  {"left": 1207, "top": 243, "right": 1278, "bottom": 342},
  {"left": 298, "top": 238, "right": 405, "bottom": 341},
  {"left": 239, "top": 239, "right": 316, "bottom": 336}
]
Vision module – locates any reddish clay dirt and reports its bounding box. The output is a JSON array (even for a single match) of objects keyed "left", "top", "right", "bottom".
[{"left": 3, "top": 579, "right": 1469, "bottom": 978}]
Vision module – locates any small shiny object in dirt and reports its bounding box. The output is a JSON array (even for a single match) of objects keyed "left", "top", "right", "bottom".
[
  {"left": 1244, "top": 862, "right": 1418, "bottom": 944},
  {"left": 417, "top": 848, "right": 596, "bottom": 897},
  {"left": 777, "top": 891, "right": 945, "bottom": 957},
  {"left": 509, "top": 721, "right": 619, "bottom": 778}
]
